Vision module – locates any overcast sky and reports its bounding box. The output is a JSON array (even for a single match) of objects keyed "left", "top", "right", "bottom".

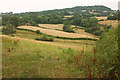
[{"left": 0, "top": 0, "right": 120, "bottom": 13}]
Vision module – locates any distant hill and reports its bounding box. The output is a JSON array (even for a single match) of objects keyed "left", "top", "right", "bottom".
[
  {"left": 2, "top": 5, "right": 114, "bottom": 16},
  {"left": 41, "top": 5, "right": 112, "bottom": 13},
  {"left": 2, "top": 5, "right": 116, "bottom": 36}
]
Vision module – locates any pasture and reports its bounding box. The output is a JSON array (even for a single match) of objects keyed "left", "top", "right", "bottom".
[
  {"left": 2, "top": 35, "right": 95, "bottom": 78},
  {"left": 13, "top": 30, "right": 95, "bottom": 50}
]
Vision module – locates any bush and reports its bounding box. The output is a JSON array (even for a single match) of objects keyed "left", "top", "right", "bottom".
[
  {"left": 93, "top": 30, "right": 103, "bottom": 36},
  {"left": 36, "top": 30, "right": 42, "bottom": 34},
  {"left": 63, "top": 25, "right": 74, "bottom": 33},
  {"left": 35, "top": 35, "right": 54, "bottom": 42},
  {"left": 95, "top": 27, "right": 119, "bottom": 78},
  {"left": 2, "top": 24, "right": 16, "bottom": 35}
]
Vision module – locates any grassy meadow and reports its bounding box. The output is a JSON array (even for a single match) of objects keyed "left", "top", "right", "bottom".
[
  {"left": 2, "top": 27, "right": 98, "bottom": 78},
  {"left": 2, "top": 24, "right": 119, "bottom": 78},
  {"left": 2, "top": 5, "right": 119, "bottom": 78},
  {"left": 2, "top": 35, "right": 95, "bottom": 78},
  {"left": 13, "top": 30, "right": 95, "bottom": 50}
]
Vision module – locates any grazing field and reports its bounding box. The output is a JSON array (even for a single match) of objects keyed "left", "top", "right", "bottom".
[
  {"left": 98, "top": 20, "right": 118, "bottom": 27},
  {"left": 95, "top": 17, "right": 107, "bottom": 20},
  {"left": 2, "top": 35, "right": 95, "bottom": 78},
  {"left": 18, "top": 26, "right": 97, "bottom": 39},
  {"left": 14, "top": 30, "right": 42, "bottom": 39},
  {"left": 13, "top": 30, "right": 95, "bottom": 50}
]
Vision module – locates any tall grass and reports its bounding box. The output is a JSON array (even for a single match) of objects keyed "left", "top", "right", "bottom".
[
  {"left": 3, "top": 37, "right": 92, "bottom": 78},
  {"left": 2, "top": 25, "right": 118, "bottom": 78}
]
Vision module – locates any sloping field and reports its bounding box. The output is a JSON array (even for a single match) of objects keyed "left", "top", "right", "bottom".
[
  {"left": 98, "top": 20, "right": 118, "bottom": 27},
  {"left": 89, "top": 12, "right": 100, "bottom": 15},
  {"left": 64, "top": 15, "right": 73, "bottom": 18},
  {"left": 2, "top": 35, "right": 94, "bottom": 51},
  {"left": 95, "top": 17, "right": 107, "bottom": 20},
  {"left": 73, "top": 29, "right": 95, "bottom": 37},
  {"left": 2, "top": 35, "right": 94, "bottom": 78},
  {"left": 38, "top": 24, "right": 79, "bottom": 30},
  {"left": 38, "top": 24, "right": 63, "bottom": 30},
  {"left": 18, "top": 26, "right": 96, "bottom": 39}
]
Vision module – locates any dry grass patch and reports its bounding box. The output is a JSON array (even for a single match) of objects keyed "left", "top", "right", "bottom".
[
  {"left": 89, "top": 12, "right": 100, "bottom": 15},
  {"left": 64, "top": 15, "right": 73, "bottom": 18},
  {"left": 95, "top": 17, "right": 107, "bottom": 20},
  {"left": 73, "top": 29, "right": 95, "bottom": 37},
  {"left": 98, "top": 20, "right": 118, "bottom": 27},
  {"left": 38, "top": 24, "right": 79, "bottom": 30},
  {"left": 38, "top": 24, "right": 63, "bottom": 30}
]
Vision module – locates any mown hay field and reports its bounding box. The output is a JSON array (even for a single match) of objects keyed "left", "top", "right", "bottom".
[
  {"left": 38, "top": 24, "right": 80, "bottom": 30},
  {"left": 64, "top": 15, "right": 73, "bottom": 18},
  {"left": 18, "top": 26, "right": 97, "bottom": 39},
  {"left": 38, "top": 24, "right": 63, "bottom": 30},
  {"left": 98, "top": 20, "right": 118, "bottom": 27},
  {"left": 89, "top": 11, "right": 100, "bottom": 15},
  {"left": 73, "top": 28, "right": 95, "bottom": 37},
  {"left": 95, "top": 17, "right": 107, "bottom": 20}
]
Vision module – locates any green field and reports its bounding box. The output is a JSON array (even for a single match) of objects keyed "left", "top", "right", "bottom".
[
  {"left": 2, "top": 36, "right": 96, "bottom": 78},
  {"left": 13, "top": 30, "right": 95, "bottom": 51},
  {"left": 2, "top": 29, "right": 96, "bottom": 78}
]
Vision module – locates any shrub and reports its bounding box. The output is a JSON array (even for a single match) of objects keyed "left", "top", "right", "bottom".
[
  {"left": 95, "top": 26, "right": 119, "bottom": 78},
  {"left": 36, "top": 30, "right": 42, "bottom": 34},
  {"left": 93, "top": 30, "right": 103, "bottom": 36},
  {"left": 63, "top": 21, "right": 74, "bottom": 33},
  {"left": 35, "top": 35, "right": 54, "bottom": 42},
  {"left": 2, "top": 24, "right": 16, "bottom": 35},
  {"left": 63, "top": 25, "right": 74, "bottom": 33}
]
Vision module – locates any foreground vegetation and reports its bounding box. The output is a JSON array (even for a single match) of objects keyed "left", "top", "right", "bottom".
[
  {"left": 2, "top": 5, "right": 120, "bottom": 79},
  {"left": 2, "top": 36, "right": 94, "bottom": 78},
  {"left": 2, "top": 24, "right": 119, "bottom": 78}
]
